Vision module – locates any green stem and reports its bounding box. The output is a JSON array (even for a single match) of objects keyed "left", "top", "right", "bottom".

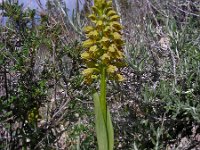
[
  {"left": 100, "top": 67, "right": 107, "bottom": 124},
  {"left": 100, "top": 66, "right": 110, "bottom": 150}
]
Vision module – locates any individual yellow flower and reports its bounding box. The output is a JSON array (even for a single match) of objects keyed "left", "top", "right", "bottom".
[
  {"left": 102, "top": 14, "right": 108, "bottom": 20},
  {"left": 104, "top": 7, "right": 112, "bottom": 15},
  {"left": 83, "top": 26, "right": 94, "bottom": 33},
  {"left": 112, "top": 32, "right": 121, "bottom": 40},
  {"left": 87, "top": 30, "right": 99, "bottom": 38},
  {"left": 96, "top": 20, "right": 103, "bottom": 27},
  {"left": 94, "top": 0, "right": 106, "bottom": 8},
  {"left": 102, "top": 45, "right": 108, "bottom": 51},
  {"left": 101, "top": 53, "right": 110, "bottom": 61},
  {"left": 116, "top": 73, "right": 125, "bottom": 81},
  {"left": 107, "top": 10, "right": 116, "bottom": 16},
  {"left": 110, "top": 15, "right": 120, "bottom": 21},
  {"left": 101, "top": 37, "right": 110, "bottom": 43},
  {"left": 107, "top": 65, "right": 117, "bottom": 73},
  {"left": 82, "top": 68, "right": 99, "bottom": 84},
  {"left": 82, "top": 39, "right": 94, "bottom": 48},
  {"left": 91, "top": 6, "right": 98, "bottom": 13},
  {"left": 84, "top": 76, "right": 93, "bottom": 84},
  {"left": 88, "top": 14, "right": 96, "bottom": 21},
  {"left": 106, "top": 0, "right": 112, "bottom": 6},
  {"left": 104, "top": 26, "right": 111, "bottom": 33},
  {"left": 89, "top": 45, "right": 98, "bottom": 53},
  {"left": 116, "top": 50, "right": 124, "bottom": 59},
  {"left": 108, "top": 45, "right": 116, "bottom": 52},
  {"left": 110, "top": 21, "right": 122, "bottom": 30},
  {"left": 81, "top": 51, "right": 90, "bottom": 60},
  {"left": 82, "top": 68, "right": 96, "bottom": 76},
  {"left": 85, "top": 59, "right": 99, "bottom": 66},
  {"left": 91, "top": 74, "right": 98, "bottom": 79}
]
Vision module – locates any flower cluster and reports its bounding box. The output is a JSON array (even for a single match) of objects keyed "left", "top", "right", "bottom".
[
  {"left": 81, "top": 0, "right": 125, "bottom": 83},
  {"left": 27, "top": 107, "right": 40, "bottom": 124}
]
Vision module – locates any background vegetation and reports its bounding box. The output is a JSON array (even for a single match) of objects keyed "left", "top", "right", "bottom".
[{"left": 0, "top": 0, "right": 199, "bottom": 149}]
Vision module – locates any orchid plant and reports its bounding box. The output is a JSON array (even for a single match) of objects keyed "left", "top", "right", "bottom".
[{"left": 81, "top": 0, "right": 125, "bottom": 149}]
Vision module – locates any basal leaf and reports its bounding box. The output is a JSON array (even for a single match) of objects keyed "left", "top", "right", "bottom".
[{"left": 93, "top": 92, "right": 108, "bottom": 150}]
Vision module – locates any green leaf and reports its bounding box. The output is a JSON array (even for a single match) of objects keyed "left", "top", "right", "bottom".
[
  {"left": 106, "top": 107, "right": 114, "bottom": 150},
  {"left": 93, "top": 92, "right": 114, "bottom": 150},
  {"left": 93, "top": 92, "right": 108, "bottom": 150}
]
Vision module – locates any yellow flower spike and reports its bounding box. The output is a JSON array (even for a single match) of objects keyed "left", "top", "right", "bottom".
[
  {"left": 107, "top": 65, "right": 117, "bottom": 73},
  {"left": 81, "top": 1, "right": 125, "bottom": 81},
  {"left": 81, "top": 51, "right": 90, "bottom": 60},
  {"left": 82, "top": 39, "right": 95, "bottom": 48}
]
